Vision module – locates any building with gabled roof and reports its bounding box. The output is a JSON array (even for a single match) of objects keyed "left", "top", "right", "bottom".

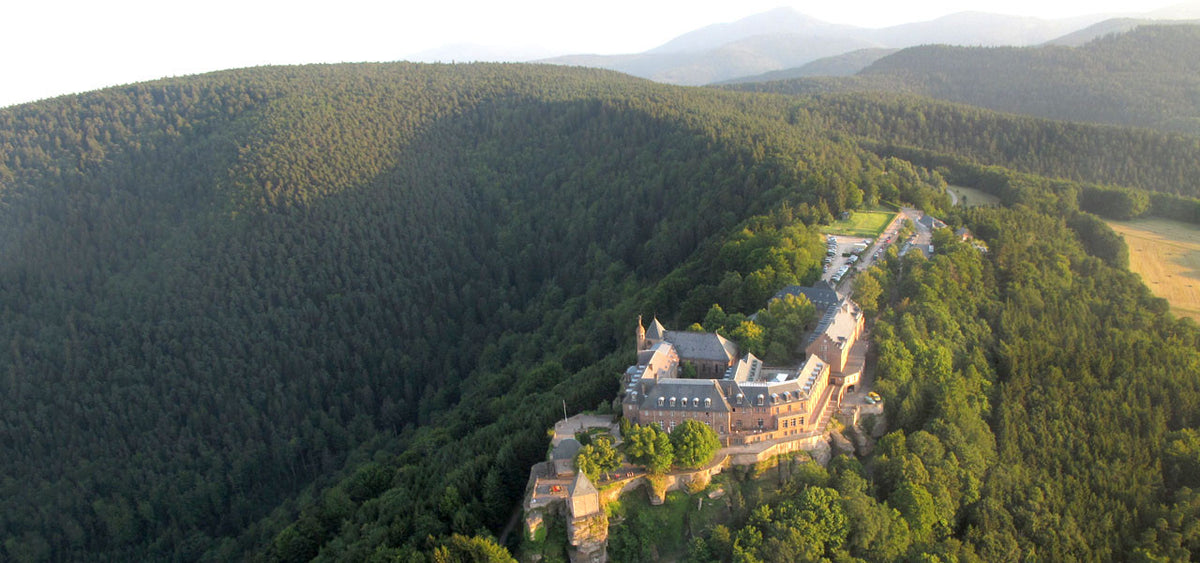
[
  {"left": 623, "top": 289, "right": 865, "bottom": 446},
  {"left": 918, "top": 214, "right": 946, "bottom": 231},
  {"left": 567, "top": 471, "right": 600, "bottom": 518},
  {"left": 623, "top": 340, "right": 679, "bottom": 389},
  {"left": 565, "top": 470, "right": 606, "bottom": 562},
  {"left": 623, "top": 334, "right": 834, "bottom": 445},
  {"left": 805, "top": 297, "right": 864, "bottom": 376},
  {"left": 637, "top": 316, "right": 738, "bottom": 378},
  {"left": 552, "top": 438, "right": 583, "bottom": 477},
  {"left": 772, "top": 284, "right": 842, "bottom": 314}
]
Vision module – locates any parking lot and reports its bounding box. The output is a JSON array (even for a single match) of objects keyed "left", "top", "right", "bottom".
[
  {"left": 822, "top": 235, "right": 865, "bottom": 283},
  {"left": 821, "top": 232, "right": 896, "bottom": 288},
  {"left": 821, "top": 210, "right": 926, "bottom": 289}
]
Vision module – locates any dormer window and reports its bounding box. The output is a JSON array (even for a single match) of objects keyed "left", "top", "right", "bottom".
[
  {"left": 669, "top": 397, "right": 676, "bottom": 407},
  {"left": 657, "top": 397, "right": 664, "bottom": 407},
  {"left": 757, "top": 394, "right": 765, "bottom": 406},
  {"left": 704, "top": 398, "right": 712, "bottom": 408},
  {"left": 692, "top": 397, "right": 699, "bottom": 408}
]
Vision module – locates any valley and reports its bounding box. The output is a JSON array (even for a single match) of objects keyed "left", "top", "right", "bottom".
[{"left": 1, "top": 20, "right": 1200, "bottom": 560}]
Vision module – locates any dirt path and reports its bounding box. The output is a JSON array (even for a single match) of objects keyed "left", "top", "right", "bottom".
[{"left": 497, "top": 503, "right": 523, "bottom": 546}]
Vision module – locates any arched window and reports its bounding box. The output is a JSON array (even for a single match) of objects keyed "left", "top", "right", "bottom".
[
  {"left": 757, "top": 394, "right": 765, "bottom": 406},
  {"left": 704, "top": 398, "right": 712, "bottom": 408},
  {"left": 657, "top": 397, "right": 664, "bottom": 407},
  {"left": 692, "top": 397, "right": 700, "bottom": 408},
  {"left": 669, "top": 397, "right": 676, "bottom": 407}
]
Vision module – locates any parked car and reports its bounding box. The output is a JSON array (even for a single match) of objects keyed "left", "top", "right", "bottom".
[{"left": 868, "top": 392, "right": 881, "bottom": 403}]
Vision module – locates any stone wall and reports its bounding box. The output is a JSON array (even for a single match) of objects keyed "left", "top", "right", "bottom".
[
  {"left": 729, "top": 435, "right": 827, "bottom": 465},
  {"left": 522, "top": 432, "right": 832, "bottom": 561}
]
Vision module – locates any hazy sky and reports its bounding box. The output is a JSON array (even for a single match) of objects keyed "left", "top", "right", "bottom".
[{"left": 0, "top": 0, "right": 1189, "bottom": 108}]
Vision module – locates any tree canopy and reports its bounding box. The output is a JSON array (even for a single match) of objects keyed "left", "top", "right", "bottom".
[
  {"left": 1, "top": 55, "right": 1198, "bottom": 562},
  {"left": 670, "top": 420, "right": 722, "bottom": 469},
  {"left": 623, "top": 423, "right": 675, "bottom": 475}
]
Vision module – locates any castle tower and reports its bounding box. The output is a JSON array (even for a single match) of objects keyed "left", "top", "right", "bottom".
[{"left": 636, "top": 315, "right": 647, "bottom": 352}]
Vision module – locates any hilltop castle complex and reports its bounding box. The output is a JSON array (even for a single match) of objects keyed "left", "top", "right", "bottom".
[
  {"left": 621, "top": 286, "right": 865, "bottom": 445},
  {"left": 525, "top": 285, "right": 868, "bottom": 563}
]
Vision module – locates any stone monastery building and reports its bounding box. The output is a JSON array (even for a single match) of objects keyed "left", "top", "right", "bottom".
[{"left": 622, "top": 287, "right": 864, "bottom": 445}]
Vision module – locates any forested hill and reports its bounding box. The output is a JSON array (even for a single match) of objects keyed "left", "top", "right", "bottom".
[
  {"left": 3, "top": 61, "right": 1200, "bottom": 563},
  {"left": 0, "top": 62, "right": 921, "bottom": 560},
  {"left": 797, "top": 92, "right": 1200, "bottom": 199},
  {"left": 727, "top": 24, "right": 1200, "bottom": 136}
]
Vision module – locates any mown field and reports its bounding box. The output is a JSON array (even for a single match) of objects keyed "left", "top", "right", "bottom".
[
  {"left": 825, "top": 209, "right": 898, "bottom": 237},
  {"left": 1108, "top": 218, "right": 1200, "bottom": 321},
  {"left": 947, "top": 184, "right": 1000, "bottom": 207}
]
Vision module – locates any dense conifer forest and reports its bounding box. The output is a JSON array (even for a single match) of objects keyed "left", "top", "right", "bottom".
[
  {"left": 797, "top": 93, "right": 1200, "bottom": 200},
  {"left": 1, "top": 61, "right": 1198, "bottom": 561}
]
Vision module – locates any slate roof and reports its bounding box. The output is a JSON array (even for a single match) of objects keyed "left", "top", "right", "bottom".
[
  {"left": 725, "top": 353, "right": 763, "bottom": 382},
  {"left": 636, "top": 341, "right": 675, "bottom": 370},
  {"left": 646, "top": 317, "right": 667, "bottom": 341},
  {"left": 826, "top": 300, "right": 861, "bottom": 343},
  {"left": 918, "top": 214, "right": 946, "bottom": 231},
  {"left": 805, "top": 297, "right": 862, "bottom": 348},
  {"left": 552, "top": 438, "right": 581, "bottom": 461},
  {"left": 773, "top": 285, "right": 843, "bottom": 313},
  {"left": 665, "top": 331, "right": 738, "bottom": 363},
  {"left": 568, "top": 470, "right": 598, "bottom": 498},
  {"left": 719, "top": 366, "right": 821, "bottom": 410},
  {"left": 624, "top": 342, "right": 679, "bottom": 399},
  {"left": 640, "top": 379, "right": 731, "bottom": 413}
]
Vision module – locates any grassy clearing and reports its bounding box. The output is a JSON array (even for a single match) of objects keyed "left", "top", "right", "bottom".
[
  {"left": 825, "top": 209, "right": 897, "bottom": 238},
  {"left": 947, "top": 184, "right": 1001, "bottom": 207},
  {"left": 1108, "top": 218, "right": 1200, "bottom": 321}
]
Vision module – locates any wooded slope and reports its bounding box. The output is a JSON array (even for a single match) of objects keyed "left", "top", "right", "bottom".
[
  {"left": 0, "top": 62, "right": 917, "bottom": 560},
  {"left": 728, "top": 24, "right": 1200, "bottom": 136}
]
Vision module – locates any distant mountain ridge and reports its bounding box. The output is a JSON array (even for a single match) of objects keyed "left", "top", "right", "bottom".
[
  {"left": 725, "top": 23, "right": 1200, "bottom": 135},
  {"left": 716, "top": 48, "right": 900, "bottom": 84},
  {"left": 645, "top": 7, "right": 858, "bottom": 54},
  {"left": 1044, "top": 17, "right": 1200, "bottom": 46},
  {"left": 538, "top": 7, "right": 1124, "bottom": 85},
  {"left": 856, "top": 23, "right": 1200, "bottom": 134}
]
